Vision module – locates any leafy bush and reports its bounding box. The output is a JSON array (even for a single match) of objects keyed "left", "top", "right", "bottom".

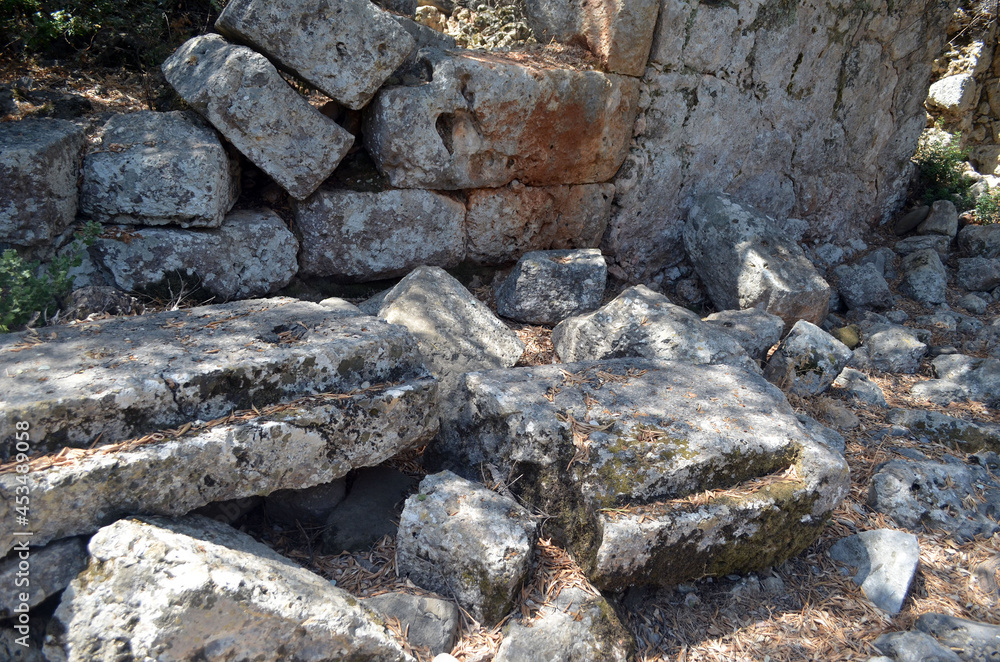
[
  {"left": 912, "top": 127, "right": 976, "bottom": 210},
  {"left": 977, "top": 186, "right": 1000, "bottom": 224},
  {"left": 0, "top": 221, "right": 101, "bottom": 333}
]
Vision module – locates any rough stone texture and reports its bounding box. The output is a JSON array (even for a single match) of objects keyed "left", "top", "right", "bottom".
[
  {"left": 861, "top": 246, "right": 899, "bottom": 280},
  {"left": 958, "top": 223, "right": 1000, "bottom": 259},
  {"left": 293, "top": 188, "right": 465, "bottom": 281},
  {"left": 363, "top": 592, "right": 460, "bottom": 656},
  {"left": 926, "top": 73, "right": 979, "bottom": 116},
  {"left": 80, "top": 111, "right": 239, "bottom": 228},
  {"left": 702, "top": 308, "right": 784, "bottom": 362},
  {"left": 763, "top": 320, "right": 852, "bottom": 397},
  {"left": 495, "top": 249, "right": 607, "bottom": 325},
  {"left": 828, "top": 529, "right": 920, "bottom": 614},
  {"left": 0, "top": 118, "right": 85, "bottom": 247},
  {"left": 494, "top": 587, "right": 632, "bottom": 662},
  {"left": 894, "top": 205, "right": 931, "bottom": 235},
  {"left": 887, "top": 409, "right": 1000, "bottom": 454},
  {"left": 1, "top": 625, "right": 45, "bottom": 662},
  {"left": 796, "top": 412, "right": 846, "bottom": 455},
  {"left": 0, "top": 537, "right": 87, "bottom": 618},
  {"left": 874, "top": 631, "right": 962, "bottom": 662},
  {"left": 958, "top": 293, "right": 988, "bottom": 315},
  {"left": 604, "top": 0, "right": 956, "bottom": 282},
  {"left": 552, "top": 285, "right": 758, "bottom": 373},
  {"left": 864, "top": 325, "right": 928, "bottom": 374},
  {"left": 0, "top": 376, "right": 438, "bottom": 556},
  {"left": 322, "top": 466, "right": 416, "bottom": 553},
  {"left": 433, "top": 359, "right": 850, "bottom": 591},
  {"left": 916, "top": 613, "right": 1000, "bottom": 662},
  {"left": 397, "top": 471, "right": 538, "bottom": 626},
  {"left": 895, "top": 234, "right": 952, "bottom": 256},
  {"left": 924, "top": 354, "right": 1000, "bottom": 406},
  {"left": 956, "top": 257, "right": 1000, "bottom": 292},
  {"left": 364, "top": 50, "right": 640, "bottom": 189},
  {"left": 465, "top": 183, "right": 614, "bottom": 265},
  {"left": 0, "top": 297, "right": 428, "bottom": 459},
  {"left": 900, "top": 248, "right": 949, "bottom": 305},
  {"left": 683, "top": 193, "right": 831, "bottom": 329},
  {"left": 524, "top": 0, "right": 658, "bottom": 76},
  {"left": 264, "top": 479, "right": 347, "bottom": 526},
  {"left": 832, "top": 368, "right": 888, "bottom": 408},
  {"left": 87, "top": 209, "right": 298, "bottom": 300},
  {"left": 43, "top": 517, "right": 414, "bottom": 662},
  {"left": 833, "top": 263, "right": 894, "bottom": 311},
  {"left": 216, "top": 0, "right": 414, "bottom": 110},
  {"left": 916, "top": 199, "right": 959, "bottom": 237},
  {"left": 162, "top": 34, "right": 353, "bottom": 200}
]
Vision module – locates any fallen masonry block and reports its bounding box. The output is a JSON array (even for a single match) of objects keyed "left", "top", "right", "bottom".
[
  {"left": 0, "top": 297, "right": 427, "bottom": 459},
  {"left": 0, "top": 376, "right": 438, "bottom": 555},
  {"left": 365, "top": 50, "right": 640, "bottom": 189},
  {"left": 433, "top": 358, "right": 850, "bottom": 591}
]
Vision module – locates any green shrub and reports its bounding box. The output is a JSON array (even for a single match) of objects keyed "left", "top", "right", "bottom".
[
  {"left": 0, "top": 221, "right": 101, "bottom": 333},
  {"left": 912, "top": 127, "right": 975, "bottom": 210},
  {"left": 977, "top": 187, "right": 1000, "bottom": 225}
]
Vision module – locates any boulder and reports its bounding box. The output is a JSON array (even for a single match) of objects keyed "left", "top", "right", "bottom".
[
  {"left": 264, "top": 478, "right": 347, "bottom": 526},
  {"left": 433, "top": 359, "right": 850, "bottom": 591},
  {"left": 87, "top": 209, "right": 298, "bottom": 300},
  {"left": 702, "top": 308, "right": 784, "bottom": 362},
  {"left": 859, "top": 246, "right": 899, "bottom": 280},
  {"left": 363, "top": 592, "right": 460, "bottom": 655},
  {"left": 322, "top": 466, "right": 416, "bottom": 553},
  {"left": 397, "top": 471, "right": 538, "bottom": 626},
  {"left": 0, "top": 118, "right": 85, "bottom": 247},
  {"left": 43, "top": 516, "right": 414, "bottom": 662},
  {"left": 293, "top": 188, "right": 465, "bottom": 280},
  {"left": 833, "top": 263, "right": 894, "bottom": 311},
  {"left": 925, "top": 354, "right": 1000, "bottom": 406},
  {"left": 864, "top": 325, "right": 928, "bottom": 374},
  {"left": 958, "top": 223, "right": 1000, "bottom": 258},
  {"left": 899, "top": 248, "right": 948, "bottom": 305},
  {"left": 464, "top": 182, "right": 613, "bottom": 265},
  {"left": 894, "top": 206, "right": 931, "bottom": 235},
  {"left": 495, "top": 249, "right": 607, "bottom": 325},
  {"left": 895, "top": 234, "right": 952, "bottom": 256},
  {"left": 0, "top": 537, "right": 88, "bottom": 618},
  {"left": 832, "top": 368, "right": 888, "bottom": 408},
  {"left": 926, "top": 73, "right": 979, "bottom": 116},
  {"left": 915, "top": 613, "right": 1000, "bottom": 662},
  {"left": 956, "top": 257, "right": 1000, "bottom": 292},
  {"left": 887, "top": 409, "right": 1000, "bottom": 454},
  {"left": 917, "top": 199, "right": 959, "bottom": 237},
  {"left": 828, "top": 529, "right": 919, "bottom": 614},
  {"left": 80, "top": 111, "right": 239, "bottom": 228},
  {"left": 216, "top": 0, "right": 414, "bottom": 110},
  {"left": 162, "top": 34, "right": 352, "bottom": 200},
  {"left": 958, "top": 293, "right": 989, "bottom": 315},
  {"left": 683, "top": 193, "right": 831, "bottom": 329},
  {"left": 364, "top": 50, "right": 639, "bottom": 189},
  {"left": 551, "top": 285, "right": 759, "bottom": 373},
  {"left": 874, "top": 631, "right": 962, "bottom": 662},
  {"left": 0, "top": 297, "right": 427, "bottom": 459},
  {"left": 763, "top": 320, "right": 852, "bottom": 397}
]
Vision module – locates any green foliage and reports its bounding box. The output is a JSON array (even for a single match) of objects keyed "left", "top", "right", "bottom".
[
  {"left": 976, "top": 187, "right": 1000, "bottom": 225},
  {"left": 912, "top": 127, "right": 976, "bottom": 210},
  {"left": 0, "top": 221, "right": 101, "bottom": 334}
]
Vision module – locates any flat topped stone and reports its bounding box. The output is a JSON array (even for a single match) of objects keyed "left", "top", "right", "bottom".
[
  {"left": 0, "top": 297, "right": 426, "bottom": 459},
  {"left": 434, "top": 358, "right": 850, "bottom": 590}
]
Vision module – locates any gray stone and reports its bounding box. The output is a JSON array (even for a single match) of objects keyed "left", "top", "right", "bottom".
[
  {"left": 80, "top": 111, "right": 239, "bottom": 228},
  {"left": 956, "top": 257, "right": 1000, "bottom": 292},
  {"left": 293, "top": 188, "right": 465, "bottom": 281},
  {"left": 433, "top": 359, "right": 850, "bottom": 591},
  {"left": 930, "top": 353, "right": 1000, "bottom": 406},
  {"left": 88, "top": 208, "right": 298, "bottom": 300},
  {"left": 0, "top": 297, "right": 428, "bottom": 460},
  {"left": 910, "top": 379, "right": 970, "bottom": 406},
  {"left": 916, "top": 312, "right": 959, "bottom": 332},
  {"left": 895, "top": 234, "right": 952, "bottom": 256},
  {"left": 364, "top": 50, "right": 639, "bottom": 189},
  {"left": 832, "top": 368, "right": 888, "bottom": 408},
  {"left": 864, "top": 325, "right": 928, "bottom": 374},
  {"left": 0, "top": 626, "right": 45, "bottom": 661},
  {"left": 926, "top": 73, "right": 979, "bottom": 117},
  {"left": 495, "top": 249, "right": 607, "bottom": 325},
  {"left": 917, "top": 200, "right": 960, "bottom": 237},
  {"left": 833, "top": 263, "right": 894, "bottom": 311},
  {"left": 64, "top": 285, "right": 142, "bottom": 320},
  {"left": 43, "top": 516, "right": 414, "bottom": 662},
  {"left": 859, "top": 247, "right": 899, "bottom": 280},
  {"left": 0, "top": 118, "right": 85, "bottom": 247},
  {"left": 795, "top": 413, "right": 846, "bottom": 455},
  {"left": 323, "top": 467, "right": 416, "bottom": 553},
  {"left": 874, "top": 631, "right": 962, "bottom": 662},
  {"left": 763, "top": 320, "right": 852, "bottom": 397},
  {"left": 552, "top": 285, "right": 758, "bottom": 373},
  {"left": 465, "top": 183, "right": 613, "bottom": 266},
  {"left": 0, "top": 537, "right": 87, "bottom": 618},
  {"left": 814, "top": 397, "right": 859, "bottom": 431},
  {"left": 828, "top": 529, "right": 919, "bottom": 614},
  {"left": 363, "top": 592, "right": 460, "bottom": 655},
  {"left": 397, "top": 471, "right": 538, "bottom": 626},
  {"left": 900, "top": 248, "right": 948, "bottom": 305},
  {"left": 958, "top": 293, "right": 989, "bottom": 315},
  {"left": 684, "top": 193, "right": 831, "bottom": 329},
  {"left": 162, "top": 34, "right": 353, "bottom": 200},
  {"left": 886, "top": 309, "right": 910, "bottom": 324},
  {"left": 915, "top": 613, "right": 1000, "bottom": 662},
  {"left": 702, "top": 308, "right": 784, "bottom": 362},
  {"left": 217, "top": 0, "right": 414, "bottom": 110},
  {"left": 494, "top": 587, "right": 632, "bottom": 662},
  {"left": 894, "top": 205, "right": 931, "bottom": 235},
  {"left": 959, "top": 223, "right": 1000, "bottom": 258},
  {"left": 264, "top": 479, "right": 347, "bottom": 526},
  {"left": 889, "top": 409, "right": 1000, "bottom": 455}
]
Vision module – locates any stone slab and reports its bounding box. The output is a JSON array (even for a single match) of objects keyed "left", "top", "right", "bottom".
[{"left": 829, "top": 529, "right": 920, "bottom": 614}]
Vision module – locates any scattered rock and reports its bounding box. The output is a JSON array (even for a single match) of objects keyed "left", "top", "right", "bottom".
[
  {"left": 859, "top": 247, "right": 899, "bottom": 280},
  {"left": 323, "top": 466, "right": 416, "bottom": 553},
  {"left": 264, "top": 478, "right": 347, "bottom": 526},
  {"left": 702, "top": 308, "right": 784, "bottom": 362},
  {"left": 958, "top": 293, "right": 989, "bottom": 315},
  {"left": 363, "top": 592, "right": 460, "bottom": 656},
  {"left": 887, "top": 409, "right": 1000, "bottom": 454},
  {"left": 763, "top": 320, "right": 853, "bottom": 397},
  {"left": 926, "top": 354, "right": 1000, "bottom": 406},
  {"left": 917, "top": 200, "right": 959, "bottom": 237},
  {"left": 832, "top": 368, "right": 888, "bottom": 408},
  {"left": 864, "top": 325, "right": 929, "bottom": 374},
  {"left": 958, "top": 224, "right": 1000, "bottom": 259},
  {"left": 926, "top": 73, "right": 979, "bottom": 116},
  {"left": 899, "top": 248, "right": 949, "bottom": 305},
  {"left": 0, "top": 537, "right": 88, "bottom": 618},
  {"left": 796, "top": 413, "right": 847, "bottom": 455},
  {"left": 956, "top": 257, "right": 1000, "bottom": 292},
  {"left": 828, "top": 529, "right": 920, "bottom": 614},
  {"left": 894, "top": 206, "right": 931, "bottom": 235},
  {"left": 915, "top": 613, "right": 1000, "bottom": 662},
  {"left": 495, "top": 249, "right": 607, "bottom": 325},
  {"left": 814, "top": 397, "right": 860, "bottom": 431},
  {"left": 894, "top": 234, "right": 952, "bottom": 256},
  {"left": 875, "top": 630, "right": 962, "bottom": 662},
  {"left": 833, "top": 263, "right": 894, "bottom": 311}
]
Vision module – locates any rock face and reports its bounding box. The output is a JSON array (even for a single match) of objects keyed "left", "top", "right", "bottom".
[
  {"left": 683, "top": 193, "right": 831, "bottom": 329},
  {"left": 604, "top": 0, "right": 957, "bottom": 282},
  {"left": 0, "top": 118, "right": 85, "bottom": 247},
  {"left": 552, "top": 285, "right": 758, "bottom": 373},
  {"left": 80, "top": 111, "right": 239, "bottom": 227},
  {"left": 763, "top": 320, "right": 852, "bottom": 397},
  {"left": 88, "top": 209, "right": 298, "bottom": 299},
  {"left": 162, "top": 34, "right": 353, "bottom": 200},
  {"left": 365, "top": 50, "right": 640, "bottom": 189},
  {"left": 216, "top": 0, "right": 414, "bottom": 110},
  {"left": 434, "top": 359, "right": 850, "bottom": 591},
  {"left": 495, "top": 249, "right": 607, "bottom": 325},
  {"left": 293, "top": 188, "right": 465, "bottom": 280},
  {"left": 44, "top": 517, "right": 414, "bottom": 662},
  {"left": 828, "top": 529, "right": 920, "bottom": 614},
  {"left": 397, "top": 471, "right": 538, "bottom": 626}
]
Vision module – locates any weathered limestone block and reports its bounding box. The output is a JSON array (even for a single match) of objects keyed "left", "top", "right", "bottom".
[
  {"left": 88, "top": 209, "right": 298, "bottom": 299},
  {"left": 524, "top": 0, "right": 658, "bottom": 76},
  {"left": 684, "top": 193, "right": 832, "bottom": 329},
  {"left": 0, "top": 537, "right": 87, "bottom": 618},
  {"left": 162, "top": 34, "right": 353, "bottom": 200},
  {"left": 0, "top": 377, "right": 438, "bottom": 555},
  {"left": 899, "top": 248, "right": 948, "bottom": 305},
  {"left": 833, "top": 263, "right": 893, "bottom": 311},
  {"left": 363, "top": 592, "right": 460, "bottom": 655},
  {"left": 763, "top": 320, "right": 852, "bottom": 397},
  {"left": 0, "top": 297, "right": 427, "bottom": 458},
  {"left": 216, "top": 0, "right": 414, "bottom": 110},
  {"left": 495, "top": 249, "right": 607, "bottom": 325},
  {"left": 0, "top": 118, "right": 85, "bottom": 247},
  {"left": 926, "top": 73, "right": 979, "bottom": 116},
  {"left": 864, "top": 325, "right": 928, "bottom": 374},
  {"left": 465, "top": 182, "right": 613, "bottom": 265},
  {"left": 433, "top": 359, "right": 850, "bottom": 590},
  {"left": 43, "top": 517, "right": 415, "bottom": 662},
  {"left": 365, "top": 50, "right": 640, "bottom": 189},
  {"left": 895, "top": 234, "right": 952, "bottom": 256},
  {"left": 397, "top": 471, "right": 538, "bottom": 626},
  {"left": 80, "top": 111, "right": 239, "bottom": 228},
  {"left": 916, "top": 199, "right": 959, "bottom": 237},
  {"left": 702, "top": 308, "right": 784, "bottom": 362},
  {"left": 828, "top": 529, "right": 919, "bottom": 615},
  {"left": 959, "top": 223, "right": 1000, "bottom": 258},
  {"left": 293, "top": 188, "right": 465, "bottom": 280}
]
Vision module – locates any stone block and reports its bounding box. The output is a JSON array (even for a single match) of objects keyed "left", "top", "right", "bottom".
[{"left": 495, "top": 249, "right": 606, "bottom": 324}]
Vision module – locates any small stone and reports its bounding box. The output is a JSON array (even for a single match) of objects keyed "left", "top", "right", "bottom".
[
  {"left": 915, "top": 613, "right": 1000, "bottom": 661},
  {"left": 874, "top": 631, "right": 962, "bottom": 662},
  {"left": 899, "top": 248, "right": 948, "bottom": 305},
  {"left": 762, "top": 575, "right": 785, "bottom": 595},
  {"left": 495, "top": 249, "right": 607, "bottom": 325},
  {"left": 832, "top": 368, "right": 888, "bottom": 408},
  {"left": 894, "top": 205, "right": 930, "bottom": 235},
  {"left": 916, "top": 200, "right": 959, "bottom": 237},
  {"left": 828, "top": 529, "right": 919, "bottom": 614},
  {"left": 958, "top": 293, "right": 989, "bottom": 315},
  {"left": 859, "top": 246, "right": 898, "bottom": 279},
  {"left": 363, "top": 592, "right": 460, "bottom": 655},
  {"left": 702, "top": 308, "right": 784, "bottom": 362},
  {"left": 763, "top": 320, "right": 853, "bottom": 397}
]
